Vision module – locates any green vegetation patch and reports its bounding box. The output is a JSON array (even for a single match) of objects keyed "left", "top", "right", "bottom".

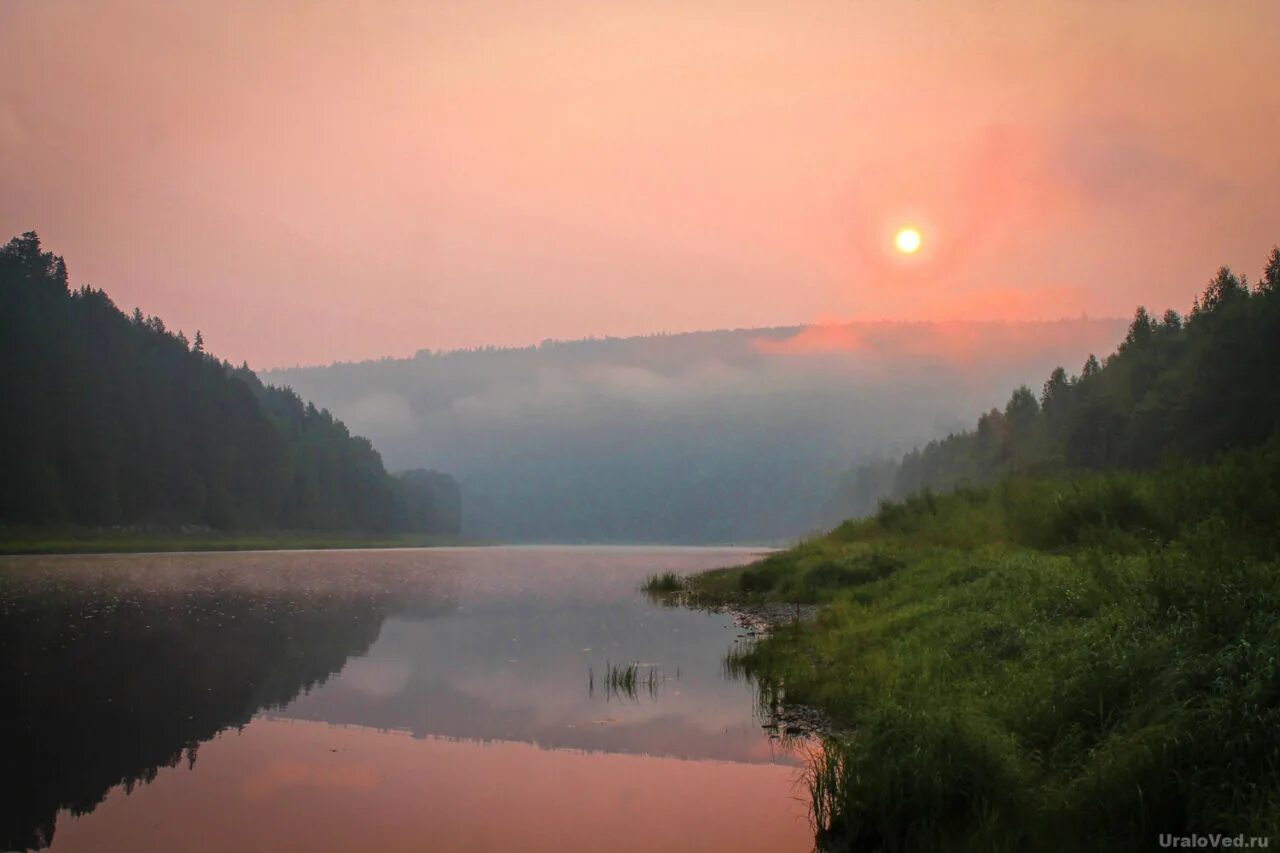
[
  {"left": 640, "top": 571, "right": 685, "bottom": 594},
  {"left": 690, "top": 439, "right": 1280, "bottom": 850}
]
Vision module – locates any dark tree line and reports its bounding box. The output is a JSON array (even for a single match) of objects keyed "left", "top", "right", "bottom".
[
  {"left": 841, "top": 247, "right": 1280, "bottom": 510},
  {"left": 0, "top": 232, "right": 459, "bottom": 533}
]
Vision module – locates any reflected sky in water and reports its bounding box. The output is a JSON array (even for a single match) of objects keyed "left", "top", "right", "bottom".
[{"left": 0, "top": 547, "right": 810, "bottom": 852}]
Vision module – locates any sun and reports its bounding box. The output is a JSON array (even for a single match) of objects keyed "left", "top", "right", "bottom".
[{"left": 895, "top": 227, "right": 922, "bottom": 255}]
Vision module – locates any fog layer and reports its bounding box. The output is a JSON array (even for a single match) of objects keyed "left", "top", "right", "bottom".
[{"left": 266, "top": 320, "right": 1126, "bottom": 543}]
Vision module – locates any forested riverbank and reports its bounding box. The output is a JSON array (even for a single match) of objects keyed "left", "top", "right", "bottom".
[
  {"left": 665, "top": 250, "right": 1280, "bottom": 850},
  {"left": 0, "top": 233, "right": 460, "bottom": 537}
]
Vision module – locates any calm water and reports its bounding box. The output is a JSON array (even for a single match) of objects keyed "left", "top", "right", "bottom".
[{"left": 0, "top": 546, "right": 811, "bottom": 852}]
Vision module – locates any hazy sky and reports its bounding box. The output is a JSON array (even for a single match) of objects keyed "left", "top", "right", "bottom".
[{"left": 3, "top": 1, "right": 1278, "bottom": 368}]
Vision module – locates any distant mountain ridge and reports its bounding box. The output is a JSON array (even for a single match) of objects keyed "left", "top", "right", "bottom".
[{"left": 267, "top": 317, "right": 1127, "bottom": 543}]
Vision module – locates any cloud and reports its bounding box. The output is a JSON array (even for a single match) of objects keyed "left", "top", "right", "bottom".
[
  {"left": 751, "top": 324, "right": 867, "bottom": 355},
  {"left": 1053, "top": 119, "right": 1233, "bottom": 206},
  {"left": 345, "top": 392, "right": 415, "bottom": 434},
  {"left": 336, "top": 657, "right": 413, "bottom": 699}
]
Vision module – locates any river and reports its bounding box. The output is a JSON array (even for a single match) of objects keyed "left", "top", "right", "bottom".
[{"left": 0, "top": 546, "right": 811, "bottom": 852}]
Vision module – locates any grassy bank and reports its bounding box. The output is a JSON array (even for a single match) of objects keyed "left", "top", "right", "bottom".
[
  {"left": 669, "top": 439, "right": 1280, "bottom": 850},
  {"left": 0, "top": 528, "right": 474, "bottom": 555}
]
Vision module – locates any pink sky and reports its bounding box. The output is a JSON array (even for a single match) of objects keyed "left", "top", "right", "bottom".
[{"left": 2, "top": 0, "right": 1278, "bottom": 368}]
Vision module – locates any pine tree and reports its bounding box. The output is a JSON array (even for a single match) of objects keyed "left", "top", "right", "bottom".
[
  {"left": 1262, "top": 247, "right": 1280, "bottom": 294},
  {"left": 1124, "top": 306, "right": 1153, "bottom": 348},
  {"left": 1005, "top": 386, "right": 1040, "bottom": 433},
  {"left": 1197, "top": 266, "right": 1247, "bottom": 314}
]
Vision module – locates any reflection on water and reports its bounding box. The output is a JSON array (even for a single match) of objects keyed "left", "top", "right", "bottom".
[{"left": 0, "top": 547, "right": 810, "bottom": 852}]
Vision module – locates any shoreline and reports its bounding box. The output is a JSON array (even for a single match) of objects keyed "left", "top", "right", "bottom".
[
  {"left": 0, "top": 531, "right": 478, "bottom": 556},
  {"left": 0, "top": 535, "right": 780, "bottom": 557},
  {"left": 659, "top": 441, "right": 1280, "bottom": 849}
]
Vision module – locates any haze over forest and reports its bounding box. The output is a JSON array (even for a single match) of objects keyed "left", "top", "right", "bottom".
[
  {"left": 5, "top": 2, "right": 1280, "bottom": 849},
  {"left": 268, "top": 319, "right": 1125, "bottom": 542},
  {"left": 3, "top": 0, "right": 1276, "bottom": 545}
]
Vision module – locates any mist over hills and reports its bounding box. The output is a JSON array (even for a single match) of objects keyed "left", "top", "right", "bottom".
[{"left": 266, "top": 319, "right": 1126, "bottom": 543}]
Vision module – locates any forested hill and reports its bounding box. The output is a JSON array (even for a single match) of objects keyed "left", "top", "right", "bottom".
[
  {"left": 268, "top": 316, "right": 1124, "bottom": 543},
  {"left": 0, "top": 232, "right": 459, "bottom": 534},
  {"left": 844, "top": 247, "right": 1280, "bottom": 509}
]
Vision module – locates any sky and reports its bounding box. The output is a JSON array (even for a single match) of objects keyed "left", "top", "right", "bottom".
[{"left": 2, "top": 0, "right": 1278, "bottom": 369}]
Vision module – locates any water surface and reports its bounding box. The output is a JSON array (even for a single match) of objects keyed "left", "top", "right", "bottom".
[{"left": 0, "top": 546, "right": 810, "bottom": 852}]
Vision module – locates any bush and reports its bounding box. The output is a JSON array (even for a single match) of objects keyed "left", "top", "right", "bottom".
[{"left": 804, "top": 551, "right": 904, "bottom": 593}]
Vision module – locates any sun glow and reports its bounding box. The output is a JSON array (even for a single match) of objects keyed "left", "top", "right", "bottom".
[{"left": 895, "top": 227, "right": 922, "bottom": 255}]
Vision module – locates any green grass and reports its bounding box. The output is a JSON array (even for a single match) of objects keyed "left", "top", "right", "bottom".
[
  {"left": 689, "top": 438, "right": 1280, "bottom": 851},
  {"left": 0, "top": 528, "right": 475, "bottom": 555},
  {"left": 598, "top": 661, "right": 664, "bottom": 701},
  {"left": 640, "top": 571, "right": 685, "bottom": 594}
]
